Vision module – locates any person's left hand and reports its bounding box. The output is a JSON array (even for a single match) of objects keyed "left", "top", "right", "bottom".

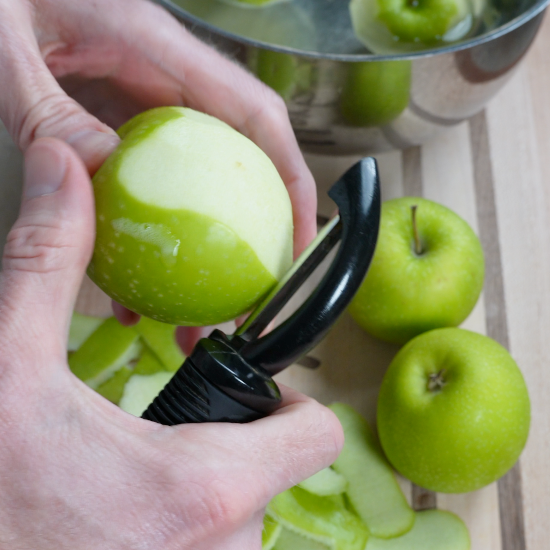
[{"left": 0, "top": 0, "right": 318, "bottom": 345}]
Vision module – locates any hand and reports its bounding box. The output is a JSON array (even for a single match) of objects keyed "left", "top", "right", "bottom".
[
  {"left": 0, "top": 138, "right": 341, "bottom": 549},
  {"left": 0, "top": 0, "right": 318, "bottom": 342}
]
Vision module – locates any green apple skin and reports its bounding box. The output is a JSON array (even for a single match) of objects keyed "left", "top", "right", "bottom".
[
  {"left": 89, "top": 107, "right": 293, "bottom": 326},
  {"left": 348, "top": 197, "right": 484, "bottom": 345},
  {"left": 268, "top": 486, "right": 369, "bottom": 550},
  {"left": 350, "top": 0, "right": 476, "bottom": 54},
  {"left": 376, "top": 0, "right": 466, "bottom": 42},
  {"left": 377, "top": 328, "right": 531, "bottom": 493},
  {"left": 341, "top": 61, "right": 411, "bottom": 127}
]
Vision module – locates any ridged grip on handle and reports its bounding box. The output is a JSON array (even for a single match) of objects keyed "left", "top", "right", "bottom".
[
  {"left": 142, "top": 332, "right": 281, "bottom": 424},
  {"left": 239, "top": 158, "right": 381, "bottom": 375}
]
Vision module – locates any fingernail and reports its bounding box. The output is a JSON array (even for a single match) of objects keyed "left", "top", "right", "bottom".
[{"left": 24, "top": 142, "right": 67, "bottom": 199}]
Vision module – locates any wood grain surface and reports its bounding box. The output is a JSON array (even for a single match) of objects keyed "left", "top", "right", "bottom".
[{"left": 1, "top": 15, "right": 550, "bottom": 550}]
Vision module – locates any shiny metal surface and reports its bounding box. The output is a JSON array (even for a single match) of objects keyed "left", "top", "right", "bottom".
[{"left": 157, "top": 0, "right": 549, "bottom": 154}]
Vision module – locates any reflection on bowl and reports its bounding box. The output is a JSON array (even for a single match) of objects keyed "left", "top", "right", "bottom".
[{"left": 158, "top": 0, "right": 549, "bottom": 154}]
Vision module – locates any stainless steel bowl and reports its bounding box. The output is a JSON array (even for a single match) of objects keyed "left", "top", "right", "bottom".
[{"left": 157, "top": 0, "right": 549, "bottom": 155}]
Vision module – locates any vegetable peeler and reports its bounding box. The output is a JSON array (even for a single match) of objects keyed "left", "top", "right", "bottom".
[{"left": 141, "top": 157, "right": 381, "bottom": 425}]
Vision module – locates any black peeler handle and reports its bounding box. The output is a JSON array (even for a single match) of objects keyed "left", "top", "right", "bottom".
[
  {"left": 141, "top": 158, "right": 380, "bottom": 425},
  {"left": 238, "top": 158, "right": 380, "bottom": 375}
]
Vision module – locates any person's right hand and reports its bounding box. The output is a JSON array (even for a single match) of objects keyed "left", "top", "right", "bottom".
[{"left": 0, "top": 137, "right": 342, "bottom": 549}]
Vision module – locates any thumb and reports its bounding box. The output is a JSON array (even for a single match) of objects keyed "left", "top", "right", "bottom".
[
  {"left": 0, "top": 0, "right": 119, "bottom": 174},
  {"left": 0, "top": 138, "right": 95, "bottom": 359}
]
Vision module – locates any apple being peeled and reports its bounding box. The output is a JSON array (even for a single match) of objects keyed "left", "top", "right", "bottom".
[
  {"left": 350, "top": 0, "right": 484, "bottom": 54},
  {"left": 377, "top": 328, "right": 531, "bottom": 493},
  {"left": 88, "top": 107, "right": 293, "bottom": 326},
  {"left": 348, "top": 197, "right": 484, "bottom": 345}
]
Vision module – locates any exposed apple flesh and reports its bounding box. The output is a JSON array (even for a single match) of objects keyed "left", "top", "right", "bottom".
[
  {"left": 89, "top": 107, "right": 293, "bottom": 326},
  {"left": 365, "top": 510, "right": 470, "bottom": 550},
  {"left": 119, "top": 372, "right": 174, "bottom": 417},
  {"left": 329, "top": 403, "right": 414, "bottom": 539}
]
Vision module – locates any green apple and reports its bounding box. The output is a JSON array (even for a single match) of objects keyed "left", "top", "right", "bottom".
[
  {"left": 366, "top": 510, "right": 470, "bottom": 550},
  {"left": 350, "top": 0, "right": 481, "bottom": 54},
  {"left": 88, "top": 107, "right": 293, "bottom": 326},
  {"left": 348, "top": 197, "right": 484, "bottom": 345},
  {"left": 377, "top": 328, "right": 531, "bottom": 493},
  {"left": 340, "top": 61, "right": 411, "bottom": 127}
]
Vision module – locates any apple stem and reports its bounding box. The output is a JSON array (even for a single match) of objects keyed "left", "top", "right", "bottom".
[
  {"left": 428, "top": 369, "right": 447, "bottom": 392},
  {"left": 411, "top": 205, "right": 423, "bottom": 255}
]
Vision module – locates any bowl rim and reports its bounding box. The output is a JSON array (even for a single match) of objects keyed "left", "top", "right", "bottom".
[{"left": 158, "top": 0, "right": 550, "bottom": 61}]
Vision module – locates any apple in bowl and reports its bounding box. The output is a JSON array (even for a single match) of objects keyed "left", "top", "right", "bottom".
[
  {"left": 350, "top": 0, "right": 486, "bottom": 54},
  {"left": 88, "top": 107, "right": 293, "bottom": 326}
]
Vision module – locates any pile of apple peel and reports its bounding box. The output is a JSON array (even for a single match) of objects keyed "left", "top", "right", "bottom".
[
  {"left": 68, "top": 312, "right": 182, "bottom": 411},
  {"left": 263, "top": 403, "right": 470, "bottom": 550}
]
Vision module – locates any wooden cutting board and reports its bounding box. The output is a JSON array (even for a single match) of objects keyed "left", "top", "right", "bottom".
[{"left": 1, "top": 14, "right": 549, "bottom": 550}]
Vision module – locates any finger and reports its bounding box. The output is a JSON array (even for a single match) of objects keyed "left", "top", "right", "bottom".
[
  {"left": 0, "top": 0, "right": 119, "bottom": 173},
  {"left": 171, "top": 389, "right": 343, "bottom": 509},
  {"left": 112, "top": 300, "right": 141, "bottom": 327},
  {"left": 175, "top": 326, "right": 210, "bottom": 356},
  {"left": 175, "top": 37, "right": 318, "bottom": 257},
  {"left": 118, "top": 4, "right": 317, "bottom": 256},
  {"left": 0, "top": 138, "right": 95, "bottom": 360},
  {"left": 248, "top": 389, "right": 344, "bottom": 498}
]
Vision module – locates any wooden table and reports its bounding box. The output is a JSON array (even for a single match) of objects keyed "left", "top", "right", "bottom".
[{"left": 1, "top": 16, "right": 549, "bottom": 550}]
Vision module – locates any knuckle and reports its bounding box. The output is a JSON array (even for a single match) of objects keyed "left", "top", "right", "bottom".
[
  {"left": 3, "top": 221, "right": 78, "bottom": 274},
  {"left": 242, "top": 85, "right": 289, "bottom": 135},
  {"left": 196, "top": 481, "right": 246, "bottom": 530},
  {"left": 155, "top": 454, "right": 249, "bottom": 536},
  {"left": 17, "top": 92, "right": 96, "bottom": 149},
  {"left": 261, "top": 90, "right": 289, "bottom": 121}
]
